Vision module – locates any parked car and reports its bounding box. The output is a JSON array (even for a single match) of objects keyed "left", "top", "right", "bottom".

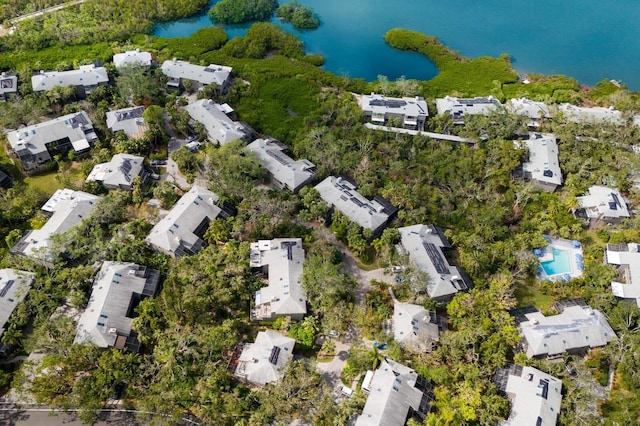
[
  {"left": 186, "top": 135, "right": 197, "bottom": 142},
  {"left": 186, "top": 141, "right": 202, "bottom": 152},
  {"left": 150, "top": 160, "right": 167, "bottom": 166},
  {"left": 150, "top": 173, "right": 160, "bottom": 180}
]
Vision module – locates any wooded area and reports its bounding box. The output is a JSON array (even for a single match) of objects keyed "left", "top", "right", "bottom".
[{"left": 0, "top": 6, "right": 639, "bottom": 424}]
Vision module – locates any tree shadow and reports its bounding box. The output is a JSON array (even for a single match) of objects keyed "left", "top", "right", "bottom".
[{"left": 0, "top": 408, "right": 30, "bottom": 426}]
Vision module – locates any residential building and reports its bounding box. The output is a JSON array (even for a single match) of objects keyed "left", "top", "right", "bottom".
[
  {"left": 605, "top": 242, "right": 640, "bottom": 307},
  {"left": 6, "top": 111, "right": 98, "bottom": 174},
  {"left": 559, "top": 103, "right": 624, "bottom": 125},
  {"left": 435, "top": 96, "right": 502, "bottom": 124},
  {"left": 246, "top": 137, "right": 316, "bottom": 192},
  {"left": 75, "top": 262, "right": 160, "bottom": 352},
  {"left": 161, "top": 59, "right": 232, "bottom": 92},
  {"left": 232, "top": 330, "right": 295, "bottom": 387},
  {"left": 505, "top": 98, "right": 551, "bottom": 127},
  {"left": 515, "top": 133, "right": 562, "bottom": 192},
  {"left": 31, "top": 64, "right": 109, "bottom": 97},
  {"left": 106, "top": 106, "right": 147, "bottom": 139},
  {"left": 356, "top": 358, "right": 433, "bottom": 426},
  {"left": 0, "top": 269, "right": 35, "bottom": 342},
  {"left": 314, "top": 176, "right": 397, "bottom": 235},
  {"left": 10, "top": 190, "right": 100, "bottom": 264},
  {"left": 495, "top": 364, "right": 562, "bottom": 426},
  {"left": 576, "top": 185, "right": 630, "bottom": 223},
  {"left": 511, "top": 299, "right": 616, "bottom": 358},
  {"left": 86, "top": 154, "right": 146, "bottom": 191},
  {"left": 186, "top": 99, "right": 254, "bottom": 145},
  {"left": 250, "top": 238, "right": 306, "bottom": 321},
  {"left": 392, "top": 301, "right": 445, "bottom": 352},
  {"left": 113, "top": 49, "right": 152, "bottom": 68},
  {"left": 360, "top": 93, "right": 429, "bottom": 131},
  {"left": 146, "top": 186, "right": 226, "bottom": 257},
  {"left": 0, "top": 72, "right": 18, "bottom": 101},
  {"left": 397, "top": 224, "right": 473, "bottom": 302}
]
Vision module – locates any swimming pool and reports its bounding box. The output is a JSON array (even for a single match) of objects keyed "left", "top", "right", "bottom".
[{"left": 541, "top": 248, "right": 571, "bottom": 276}]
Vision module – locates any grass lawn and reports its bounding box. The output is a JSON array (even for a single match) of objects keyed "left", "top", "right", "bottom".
[
  {"left": 23, "top": 163, "right": 86, "bottom": 196},
  {"left": 514, "top": 279, "right": 555, "bottom": 310},
  {"left": 24, "top": 172, "right": 65, "bottom": 195}
]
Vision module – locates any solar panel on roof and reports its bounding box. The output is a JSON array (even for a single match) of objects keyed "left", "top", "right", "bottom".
[
  {"left": 350, "top": 197, "right": 365, "bottom": 208},
  {"left": 269, "top": 346, "right": 281, "bottom": 365},
  {"left": 369, "top": 99, "right": 408, "bottom": 108},
  {"left": 266, "top": 149, "right": 291, "bottom": 166},
  {"left": 0, "top": 280, "right": 15, "bottom": 298},
  {"left": 423, "top": 242, "right": 449, "bottom": 274},
  {"left": 543, "top": 169, "right": 553, "bottom": 178}
]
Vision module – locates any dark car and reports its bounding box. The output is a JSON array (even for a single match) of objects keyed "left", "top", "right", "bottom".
[{"left": 150, "top": 160, "right": 167, "bottom": 166}]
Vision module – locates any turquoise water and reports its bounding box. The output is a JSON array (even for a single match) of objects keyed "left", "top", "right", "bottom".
[
  {"left": 541, "top": 248, "right": 571, "bottom": 276},
  {"left": 154, "top": 0, "right": 640, "bottom": 89}
]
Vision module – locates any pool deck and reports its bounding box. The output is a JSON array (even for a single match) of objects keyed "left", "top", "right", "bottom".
[{"left": 536, "top": 237, "right": 584, "bottom": 282}]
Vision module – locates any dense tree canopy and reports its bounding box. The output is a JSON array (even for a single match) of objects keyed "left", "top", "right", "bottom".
[
  {"left": 276, "top": 1, "right": 320, "bottom": 30},
  {"left": 209, "top": 0, "right": 279, "bottom": 24}
]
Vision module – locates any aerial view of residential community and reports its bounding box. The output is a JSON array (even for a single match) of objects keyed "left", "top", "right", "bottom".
[{"left": 1, "top": 1, "right": 640, "bottom": 425}]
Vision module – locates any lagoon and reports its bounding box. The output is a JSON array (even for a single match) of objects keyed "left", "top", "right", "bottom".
[{"left": 154, "top": 0, "right": 640, "bottom": 89}]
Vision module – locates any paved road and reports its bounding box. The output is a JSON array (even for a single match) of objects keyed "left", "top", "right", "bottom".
[
  {"left": 316, "top": 340, "right": 350, "bottom": 396},
  {"left": 0, "top": 408, "right": 138, "bottom": 426}
]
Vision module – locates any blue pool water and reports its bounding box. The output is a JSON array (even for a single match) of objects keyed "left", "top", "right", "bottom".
[
  {"left": 541, "top": 248, "right": 571, "bottom": 276},
  {"left": 154, "top": 0, "right": 640, "bottom": 89}
]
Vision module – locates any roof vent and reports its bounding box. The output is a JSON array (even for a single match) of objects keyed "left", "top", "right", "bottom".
[{"left": 108, "top": 328, "right": 117, "bottom": 335}]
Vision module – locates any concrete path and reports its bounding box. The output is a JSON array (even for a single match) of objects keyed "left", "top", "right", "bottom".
[
  {"left": 364, "top": 122, "right": 476, "bottom": 144},
  {"left": 9, "top": 0, "right": 86, "bottom": 24}
]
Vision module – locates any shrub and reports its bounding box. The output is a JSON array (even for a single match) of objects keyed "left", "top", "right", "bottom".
[
  {"left": 276, "top": 1, "right": 320, "bottom": 30},
  {"left": 209, "top": 0, "right": 278, "bottom": 24}
]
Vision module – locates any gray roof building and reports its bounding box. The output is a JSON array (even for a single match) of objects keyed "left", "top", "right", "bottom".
[
  {"left": 161, "top": 59, "right": 232, "bottom": 91},
  {"left": 516, "top": 133, "right": 562, "bottom": 193},
  {"left": 315, "top": 176, "right": 397, "bottom": 235},
  {"left": 397, "top": 224, "right": 472, "bottom": 301},
  {"left": 106, "top": 106, "right": 147, "bottom": 139},
  {"left": 31, "top": 64, "right": 109, "bottom": 96},
  {"left": 6, "top": 111, "right": 98, "bottom": 174},
  {"left": 233, "top": 330, "right": 295, "bottom": 387},
  {"left": 605, "top": 243, "right": 640, "bottom": 308},
  {"left": 86, "top": 154, "right": 146, "bottom": 191},
  {"left": 0, "top": 269, "right": 35, "bottom": 341},
  {"left": 360, "top": 93, "right": 429, "bottom": 131},
  {"left": 246, "top": 138, "right": 316, "bottom": 192},
  {"left": 495, "top": 364, "right": 562, "bottom": 426},
  {"left": 435, "top": 96, "right": 502, "bottom": 124},
  {"left": 10, "top": 190, "right": 100, "bottom": 263},
  {"left": 559, "top": 103, "right": 624, "bottom": 125},
  {"left": 0, "top": 72, "right": 18, "bottom": 101},
  {"left": 75, "top": 262, "right": 160, "bottom": 351},
  {"left": 186, "top": 99, "right": 253, "bottom": 145},
  {"left": 513, "top": 300, "right": 616, "bottom": 358},
  {"left": 41, "top": 188, "right": 98, "bottom": 213},
  {"left": 576, "top": 185, "right": 630, "bottom": 223},
  {"left": 356, "top": 358, "right": 433, "bottom": 426},
  {"left": 392, "top": 301, "right": 443, "bottom": 352},
  {"left": 113, "top": 49, "right": 152, "bottom": 68},
  {"left": 145, "top": 186, "right": 223, "bottom": 257},
  {"left": 250, "top": 238, "right": 307, "bottom": 321},
  {"left": 505, "top": 98, "right": 552, "bottom": 126}
]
